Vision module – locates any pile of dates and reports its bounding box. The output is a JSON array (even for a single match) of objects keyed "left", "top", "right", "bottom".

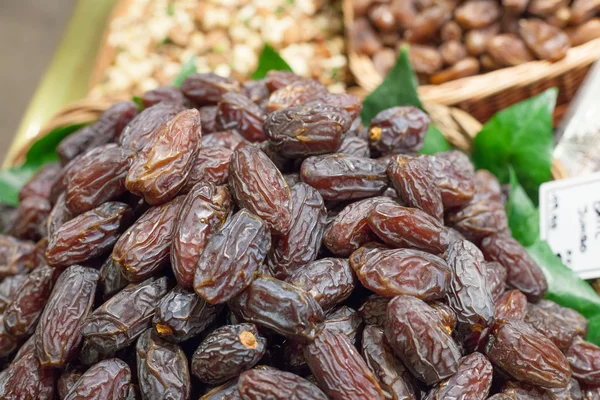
[
  {"left": 350, "top": 0, "right": 600, "bottom": 83},
  {"left": 0, "top": 70, "right": 599, "bottom": 399}
]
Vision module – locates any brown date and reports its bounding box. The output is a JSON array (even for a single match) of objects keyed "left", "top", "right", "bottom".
[
  {"left": 230, "top": 276, "right": 324, "bottom": 342},
  {"left": 300, "top": 154, "right": 389, "bottom": 201},
  {"left": 465, "top": 24, "right": 501, "bottom": 56},
  {"left": 350, "top": 17, "right": 383, "bottom": 56},
  {"left": 264, "top": 70, "right": 304, "bottom": 92},
  {"left": 46, "top": 202, "right": 133, "bottom": 268},
  {"left": 153, "top": 285, "right": 222, "bottom": 342},
  {"left": 4, "top": 265, "right": 57, "bottom": 337},
  {"left": 368, "top": 106, "right": 430, "bottom": 155},
  {"left": 65, "top": 144, "right": 132, "bottom": 215},
  {"left": 57, "top": 101, "right": 138, "bottom": 164},
  {"left": 385, "top": 295, "right": 461, "bottom": 385},
  {"left": 136, "top": 329, "right": 191, "bottom": 400},
  {"left": 358, "top": 294, "right": 390, "bottom": 327},
  {"left": 352, "top": 247, "right": 449, "bottom": 300},
  {"left": 266, "top": 80, "right": 328, "bottom": 113},
  {"left": 243, "top": 79, "right": 270, "bottom": 104},
  {"left": 455, "top": 0, "right": 501, "bottom": 29},
  {"left": 361, "top": 324, "right": 417, "bottom": 400},
  {"left": 424, "top": 352, "right": 493, "bottom": 400},
  {"left": 286, "top": 258, "right": 356, "bottom": 310},
  {"left": 0, "top": 235, "right": 36, "bottom": 278},
  {"left": 64, "top": 358, "right": 132, "bottom": 400},
  {"left": 238, "top": 369, "right": 329, "bottom": 400},
  {"left": 519, "top": 18, "right": 570, "bottom": 61},
  {"left": 322, "top": 306, "right": 363, "bottom": 344},
  {"left": 267, "top": 183, "right": 327, "bottom": 279},
  {"left": 264, "top": 104, "right": 351, "bottom": 158},
  {"left": 480, "top": 234, "right": 548, "bottom": 302},
  {"left": 47, "top": 192, "right": 73, "bottom": 239},
  {"left": 35, "top": 265, "right": 100, "bottom": 367},
  {"left": 404, "top": 5, "right": 452, "bottom": 43},
  {"left": 113, "top": 196, "right": 185, "bottom": 282},
  {"left": 9, "top": 196, "right": 51, "bottom": 241},
  {"left": 525, "top": 300, "right": 582, "bottom": 350},
  {"left": 228, "top": 145, "right": 293, "bottom": 235},
  {"left": 126, "top": 109, "right": 201, "bottom": 205},
  {"left": 485, "top": 261, "right": 508, "bottom": 301},
  {"left": 0, "top": 315, "right": 19, "bottom": 358},
  {"left": 430, "top": 301, "right": 458, "bottom": 334},
  {"left": 485, "top": 318, "right": 571, "bottom": 388},
  {"left": 172, "top": 182, "right": 230, "bottom": 290},
  {"left": 487, "top": 34, "right": 535, "bottom": 66},
  {"left": 119, "top": 102, "right": 186, "bottom": 152},
  {"left": 387, "top": 155, "right": 444, "bottom": 221},
  {"left": 194, "top": 209, "right": 270, "bottom": 304},
  {"left": 181, "top": 146, "right": 233, "bottom": 190},
  {"left": 0, "top": 274, "right": 28, "bottom": 313},
  {"left": 338, "top": 135, "right": 371, "bottom": 158},
  {"left": 535, "top": 299, "right": 588, "bottom": 337},
  {"left": 141, "top": 86, "right": 187, "bottom": 108},
  {"left": 445, "top": 240, "right": 495, "bottom": 334},
  {"left": 430, "top": 57, "right": 480, "bottom": 84},
  {"left": 565, "top": 337, "right": 600, "bottom": 385},
  {"left": 58, "top": 367, "right": 85, "bottom": 400},
  {"left": 305, "top": 329, "right": 385, "bottom": 400},
  {"left": 19, "top": 162, "right": 61, "bottom": 202},
  {"left": 440, "top": 40, "right": 468, "bottom": 66},
  {"left": 408, "top": 45, "right": 444, "bottom": 75},
  {"left": 426, "top": 152, "right": 475, "bottom": 208},
  {"left": 308, "top": 92, "right": 363, "bottom": 121},
  {"left": 495, "top": 290, "right": 528, "bottom": 320},
  {"left": 199, "top": 105, "right": 218, "bottom": 134},
  {"left": 216, "top": 92, "right": 266, "bottom": 142},
  {"left": 191, "top": 323, "right": 266, "bottom": 384},
  {"left": 367, "top": 202, "right": 451, "bottom": 253},
  {"left": 0, "top": 352, "right": 55, "bottom": 400},
  {"left": 202, "top": 130, "right": 249, "bottom": 150},
  {"left": 201, "top": 379, "right": 241, "bottom": 400},
  {"left": 549, "top": 377, "right": 584, "bottom": 399},
  {"left": 181, "top": 73, "right": 241, "bottom": 106},
  {"left": 324, "top": 197, "right": 394, "bottom": 257},
  {"left": 80, "top": 277, "right": 169, "bottom": 352},
  {"left": 99, "top": 257, "right": 129, "bottom": 300},
  {"left": 445, "top": 199, "right": 509, "bottom": 244}
]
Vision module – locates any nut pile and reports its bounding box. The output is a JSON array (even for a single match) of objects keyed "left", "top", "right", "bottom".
[
  {"left": 349, "top": 0, "right": 600, "bottom": 83},
  {"left": 91, "top": 0, "right": 347, "bottom": 97},
  {"left": 1, "top": 71, "right": 600, "bottom": 399}
]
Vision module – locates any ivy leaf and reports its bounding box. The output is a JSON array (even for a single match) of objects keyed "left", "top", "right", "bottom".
[
  {"left": 420, "top": 125, "right": 452, "bottom": 155},
  {"left": 171, "top": 56, "right": 197, "bottom": 87},
  {"left": 472, "top": 88, "right": 556, "bottom": 204},
  {"left": 0, "top": 164, "right": 41, "bottom": 206},
  {"left": 361, "top": 45, "right": 422, "bottom": 124},
  {"left": 251, "top": 44, "right": 293, "bottom": 80},
  {"left": 506, "top": 168, "right": 540, "bottom": 247},
  {"left": 132, "top": 96, "right": 144, "bottom": 110}
]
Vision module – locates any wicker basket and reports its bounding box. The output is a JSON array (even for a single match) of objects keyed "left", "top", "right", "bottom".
[{"left": 343, "top": 0, "right": 600, "bottom": 123}]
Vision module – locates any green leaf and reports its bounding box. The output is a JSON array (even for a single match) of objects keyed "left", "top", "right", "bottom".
[
  {"left": 419, "top": 125, "right": 451, "bottom": 155},
  {"left": 361, "top": 45, "right": 422, "bottom": 125},
  {"left": 25, "top": 124, "right": 86, "bottom": 166},
  {"left": 132, "top": 96, "right": 143, "bottom": 110},
  {"left": 506, "top": 168, "right": 540, "bottom": 247},
  {"left": 527, "top": 240, "right": 600, "bottom": 322},
  {"left": 472, "top": 88, "right": 556, "bottom": 204},
  {"left": 0, "top": 164, "right": 41, "bottom": 206},
  {"left": 585, "top": 315, "right": 600, "bottom": 346},
  {"left": 171, "top": 56, "right": 196, "bottom": 87},
  {"left": 251, "top": 44, "right": 293, "bottom": 80}
]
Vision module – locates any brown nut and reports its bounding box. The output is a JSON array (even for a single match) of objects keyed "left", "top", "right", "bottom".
[
  {"left": 487, "top": 34, "right": 535, "bottom": 66},
  {"left": 430, "top": 57, "right": 480, "bottom": 84}
]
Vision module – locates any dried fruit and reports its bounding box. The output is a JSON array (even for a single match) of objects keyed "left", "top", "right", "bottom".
[
  {"left": 216, "top": 92, "right": 266, "bottom": 142},
  {"left": 238, "top": 369, "right": 329, "bottom": 400},
  {"left": 181, "top": 73, "right": 242, "bottom": 106},
  {"left": 519, "top": 18, "right": 570, "bottom": 61},
  {"left": 182, "top": 146, "right": 233, "bottom": 190},
  {"left": 368, "top": 106, "right": 430, "bottom": 155},
  {"left": 64, "top": 358, "right": 132, "bottom": 400},
  {"left": 424, "top": 352, "right": 493, "bottom": 399},
  {"left": 565, "top": 337, "right": 600, "bottom": 385}
]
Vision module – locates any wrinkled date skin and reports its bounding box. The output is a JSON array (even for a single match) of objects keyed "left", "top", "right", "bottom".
[
  {"left": 367, "top": 202, "right": 451, "bottom": 253},
  {"left": 268, "top": 183, "right": 327, "bottom": 279},
  {"left": 47, "top": 192, "right": 73, "bottom": 239},
  {"left": 80, "top": 277, "right": 169, "bottom": 352},
  {"left": 361, "top": 325, "right": 417, "bottom": 400},
  {"left": 0, "top": 352, "right": 55, "bottom": 400},
  {"left": 194, "top": 209, "right": 270, "bottom": 304},
  {"left": 153, "top": 286, "right": 222, "bottom": 342},
  {"left": 46, "top": 202, "right": 133, "bottom": 268},
  {"left": 18, "top": 162, "right": 62, "bottom": 202},
  {"left": 64, "top": 358, "right": 132, "bottom": 400},
  {"left": 192, "top": 323, "right": 267, "bottom": 384},
  {"left": 65, "top": 144, "right": 133, "bottom": 215},
  {"left": 426, "top": 152, "right": 475, "bottom": 209},
  {"left": 535, "top": 299, "right": 588, "bottom": 337},
  {"left": 230, "top": 276, "right": 324, "bottom": 342},
  {"left": 182, "top": 147, "right": 233, "bottom": 190},
  {"left": 387, "top": 155, "right": 444, "bottom": 222},
  {"left": 4, "top": 265, "right": 57, "bottom": 337},
  {"left": 172, "top": 182, "right": 230, "bottom": 290},
  {"left": 35, "top": 265, "right": 100, "bottom": 367},
  {"left": 495, "top": 290, "right": 528, "bottom": 321},
  {"left": 286, "top": 258, "right": 356, "bottom": 310},
  {"left": 181, "top": 72, "right": 242, "bottom": 106},
  {"left": 485, "top": 261, "right": 507, "bottom": 301},
  {"left": 202, "top": 130, "right": 249, "bottom": 150},
  {"left": 228, "top": 145, "right": 293, "bottom": 235},
  {"left": 304, "top": 329, "right": 385, "bottom": 400},
  {"left": 358, "top": 295, "right": 390, "bottom": 327},
  {"left": 525, "top": 300, "right": 582, "bottom": 350},
  {"left": 565, "top": 337, "right": 600, "bottom": 385},
  {"left": 368, "top": 106, "right": 430, "bottom": 155},
  {"left": 126, "top": 109, "right": 201, "bottom": 205},
  {"left": 424, "top": 352, "right": 493, "bottom": 400},
  {"left": 0, "top": 315, "right": 19, "bottom": 357},
  {"left": 352, "top": 248, "right": 449, "bottom": 300},
  {"left": 9, "top": 196, "right": 51, "bottom": 241},
  {"left": 445, "top": 240, "right": 495, "bottom": 334},
  {"left": 307, "top": 92, "right": 363, "bottom": 121},
  {"left": 57, "top": 367, "right": 85, "bottom": 400},
  {"left": 238, "top": 369, "right": 329, "bottom": 400},
  {"left": 113, "top": 196, "right": 185, "bottom": 282},
  {"left": 480, "top": 234, "right": 548, "bottom": 302},
  {"left": 201, "top": 380, "right": 241, "bottom": 400},
  {"left": 300, "top": 154, "right": 389, "bottom": 201},
  {"left": 119, "top": 102, "right": 186, "bottom": 152},
  {"left": 430, "top": 301, "right": 458, "bottom": 334},
  {"left": 322, "top": 306, "right": 363, "bottom": 344},
  {"left": 338, "top": 136, "right": 371, "bottom": 158},
  {"left": 99, "top": 257, "right": 129, "bottom": 300},
  {"left": 266, "top": 80, "right": 328, "bottom": 112},
  {"left": 264, "top": 104, "right": 351, "bottom": 158},
  {"left": 141, "top": 86, "right": 187, "bottom": 108},
  {"left": 216, "top": 92, "right": 266, "bottom": 142},
  {"left": 0, "top": 274, "right": 28, "bottom": 313},
  {"left": 385, "top": 295, "right": 462, "bottom": 385},
  {"left": 136, "top": 329, "right": 191, "bottom": 400},
  {"left": 484, "top": 319, "right": 571, "bottom": 388},
  {"left": 324, "top": 197, "right": 394, "bottom": 257},
  {"left": 0, "top": 235, "right": 36, "bottom": 278},
  {"left": 58, "top": 101, "right": 138, "bottom": 164}
]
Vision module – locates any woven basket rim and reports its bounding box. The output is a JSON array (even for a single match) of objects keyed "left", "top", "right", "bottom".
[{"left": 343, "top": 0, "right": 600, "bottom": 105}]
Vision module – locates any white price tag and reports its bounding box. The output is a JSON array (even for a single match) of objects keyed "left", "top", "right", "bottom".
[{"left": 539, "top": 172, "right": 600, "bottom": 279}]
